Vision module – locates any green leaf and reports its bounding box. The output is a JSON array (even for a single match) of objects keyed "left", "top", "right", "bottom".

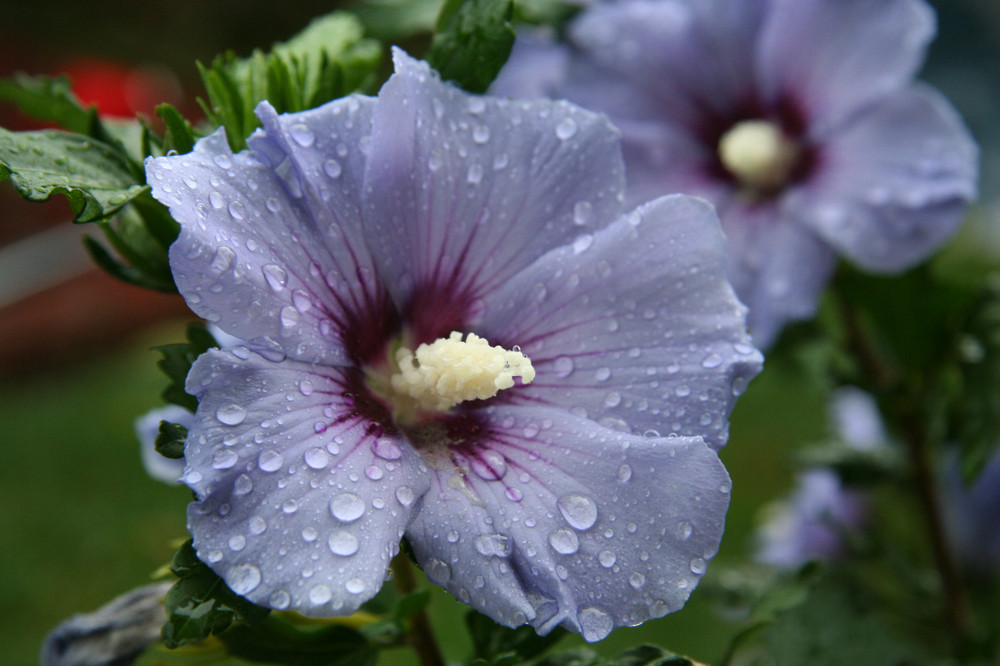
[
  {"left": 155, "top": 421, "right": 188, "bottom": 460},
  {"left": 466, "top": 609, "right": 566, "bottom": 665},
  {"left": 426, "top": 0, "right": 516, "bottom": 93},
  {"left": 607, "top": 645, "right": 693, "bottom": 666},
  {"left": 954, "top": 275, "right": 1000, "bottom": 483},
  {"left": 163, "top": 540, "right": 270, "bottom": 648},
  {"left": 0, "top": 73, "right": 94, "bottom": 135},
  {"left": 220, "top": 616, "right": 377, "bottom": 666},
  {"left": 797, "top": 440, "right": 905, "bottom": 487},
  {"left": 157, "top": 104, "right": 200, "bottom": 155},
  {"left": 758, "top": 578, "right": 918, "bottom": 665},
  {"left": 0, "top": 128, "right": 147, "bottom": 223},
  {"left": 532, "top": 649, "right": 601, "bottom": 666},
  {"left": 349, "top": 0, "right": 445, "bottom": 40},
  {"left": 155, "top": 324, "right": 218, "bottom": 411},
  {"left": 197, "top": 12, "right": 381, "bottom": 152}
]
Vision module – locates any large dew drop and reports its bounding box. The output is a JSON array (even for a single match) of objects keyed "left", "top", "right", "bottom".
[
  {"left": 557, "top": 493, "right": 598, "bottom": 531},
  {"left": 328, "top": 530, "right": 360, "bottom": 556},
  {"left": 330, "top": 492, "right": 365, "bottom": 522},
  {"left": 548, "top": 528, "right": 580, "bottom": 555},
  {"left": 216, "top": 404, "right": 247, "bottom": 426},
  {"left": 227, "top": 563, "right": 262, "bottom": 595},
  {"left": 577, "top": 607, "right": 613, "bottom": 642}
]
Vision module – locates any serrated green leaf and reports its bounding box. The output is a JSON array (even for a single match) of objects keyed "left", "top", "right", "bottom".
[
  {"left": 163, "top": 540, "right": 270, "bottom": 649},
  {"left": 426, "top": 0, "right": 516, "bottom": 93},
  {"left": 466, "top": 609, "right": 566, "bottom": 664},
  {"left": 0, "top": 128, "right": 147, "bottom": 223},
  {"left": 0, "top": 73, "right": 94, "bottom": 134},
  {"left": 155, "top": 324, "right": 218, "bottom": 411},
  {"left": 155, "top": 421, "right": 188, "bottom": 460}
]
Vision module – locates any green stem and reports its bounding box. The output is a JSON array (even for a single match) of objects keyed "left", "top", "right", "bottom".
[
  {"left": 835, "top": 290, "right": 971, "bottom": 648},
  {"left": 391, "top": 554, "right": 445, "bottom": 666}
]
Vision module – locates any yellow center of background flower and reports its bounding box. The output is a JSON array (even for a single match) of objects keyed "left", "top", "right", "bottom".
[{"left": 718, "top": 119, "right": 800, "bottom": 193}]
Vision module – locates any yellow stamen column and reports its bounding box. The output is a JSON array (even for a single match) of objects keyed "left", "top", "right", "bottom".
[{"left": 391, "top": 332, "right": 535, "bottom": 413}]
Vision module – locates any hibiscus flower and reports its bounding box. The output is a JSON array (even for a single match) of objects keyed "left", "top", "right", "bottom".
[{"left": 145, "top": 50, "right": 761, "bottom": 640}]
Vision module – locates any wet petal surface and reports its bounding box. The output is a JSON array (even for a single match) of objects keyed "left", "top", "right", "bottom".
[
  {"left": 363, "top": 50, "right": 625, "bottom": 342},
  {"left": 147, "top": 95, "right": 387, "bottom": 366},
  {"left": 405, "top": 405, "right": 731, "bottom": 640},
  {"left": 479, "top": 195, "right": 761, "bottom": 450},
  {"left": 183, "top": 348, "right": 430, "bottom": 615}
]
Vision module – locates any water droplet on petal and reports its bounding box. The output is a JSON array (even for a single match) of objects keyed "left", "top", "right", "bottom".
[
  {"left": 234, "top": 474, "right": 254, "bottom": 496},
  {"left": 447, "top": 530, "right": 460, "bottom": 543},
  {"left": 304, "top": 447, "right": 330, "bottom": 469},
  {"left": 553, "top": 356, "right": 574, "bottom": 377},
  {"left": 323, "top": 159, "right": 342, "bottom": 178},
  {"left": 249, "top": 516, "right": 267, "bottom": 534},
  {"left": 472, "top": 125, "right": 490, "bottom": 143},
  {"left": 701, "top": 353, "right": 723, "bottom": 368},
  {"left": 229, "top": 534, "right": 246, "bottom": 551},
  {"left": 330, "top": 493, "right": 365, "bottom": 522},
  {"left": 262, "top": 264, "right": 288, "bottom": 292},
  {"left": 558, "top": 493, "right": 598, "bottom": 530},
  {"left": 258, "top": 450, "right": 284, "bottom": 472},
  {"left": 269, "top": 590, "right": 291, "bottom": 609},
  {"left": 425, "top": 558, "right": 452, "bottom": 584},
  {"left": 676, "top": 520, "right": 693, "bottom": 541},
  {"left": 216, "top": 404, "right": 247, "bottom": 426},
  {"left": 372, "top": 437, "right": 402, "bottom": 460},
  {"left": 309, "top": 584, "right": 332, "bottom": 605},
  {"left": 690, "top": 557, "right": 707, "bottom": 575},
  {"left": 209, "top": 246, "right": 236, "bottom": 274},
  {"left": 598, "top": 550, "right": 616, "bottom": 568},
  {"left": 548, "top": 528, "right": 580, "bottom": 555},
  {"left": 578, "top": 607, "right": 613, "bottom": 642},
  {"left": 470, "top": 451, "right": 507, "bottom": 481},
  {"left": 573, "top": 200, "right": 593, "bottom": 226},
  {"left": 629, "top": 572, "right": 645, "bottom": 589},
  {"left": 395, "top": 485, "right": 415, "bottom": 507},
  {"left": 212, "top": 449, "right": 238, "bottom": 470},
  {"left": 556, "top": 118, "right": 578, "bottom": 140},
  {"left": 227, "top": 564, "right": 261, "bottom": 595},
  {"left": 289, "top": 124, "right": 315, "bottom": 147},
  {"left": 329, "top": 530, "right": 359, "bottom": 556},
  {"left": 345, "top": 577, "right": 365, "bottom": 594},
  {"left": 617, "top": 464, "right": 632, "bottom": 483},
  {"left": 475, "top": 534, "right": 512, "bottom": 558}
]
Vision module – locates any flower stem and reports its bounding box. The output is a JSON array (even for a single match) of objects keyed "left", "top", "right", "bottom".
[
  {"left": 835, "top": 290, "right": 971, "bottom": 648},
  {"left": 391, "top": 553, "right": 445, "bottom": 666}
]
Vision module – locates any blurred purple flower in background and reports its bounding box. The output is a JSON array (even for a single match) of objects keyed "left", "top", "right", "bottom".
[
  {"left": 494, "top": 0, "right": 978, "bottom": 346},
  {"left": 943, "top": 453, "right": 1000, "bottom": 574},
  {"left": 145, "top": 50, "right": 761, "bottom": 640},
  {"left": 755, "top": 387, "right": 885, "bottom": 568}
]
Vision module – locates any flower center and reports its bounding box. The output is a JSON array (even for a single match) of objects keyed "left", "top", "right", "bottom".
[
  {"left": 718, "top": 119, "right": 800, "bottom": 193},
  {"left": 384, "top": 331, "right": 535, "bottom": 419}
]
